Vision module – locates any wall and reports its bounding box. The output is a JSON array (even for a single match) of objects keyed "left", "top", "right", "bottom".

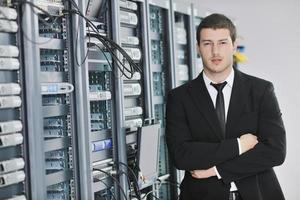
[{"left": 186, "top": 0, "right": 300, "bottom": 199}]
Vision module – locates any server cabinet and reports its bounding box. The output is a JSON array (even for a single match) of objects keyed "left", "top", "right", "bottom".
[
  {"left": 170, "top": 1, "right": 194, "bottom": 87},
  {"left": 112, "top": 0, "right": 154, "bottom": 199},
  {"left": 84, "top": 0, "right": 119, "bottom": 199},
  {"left": 191, "top": 4, "right": 204, "bottom": 79},
  {"left": 22, "top": 1, "right": 80, "bottom": 199},
  {"left": 0, "top": 4, "right": 27, "bottom": 200},
  {"left": 145, "top": 0, "right": 175, "bottom": 199}
]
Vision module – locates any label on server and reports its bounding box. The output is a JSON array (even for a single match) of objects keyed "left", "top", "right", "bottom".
[
  {"left": 177, "top": 64, "right": 189, "bottom": 81},
  {"left": 92, "top": 138, "right": 112, "bottom": 152},
  {"left": 0, "top": 6, "right": 18, "bottom": 20},
  {"left": 119, "top": 0, "right": 138, "bottom": 11},
  {"left": 120, "top": 10, "right": 138, "bottom": 26},
  {"left": 0, "top": 83, "right": 21, "bottom": 95},
  {"left": 86, "top": 37, "right": 104, "bottom": 49},
  {"left": 123, "top": 71, "right": 141, "bottom": 80},
  {"left": 35, "top": 1, "right": 64, "bottom": 16},
  {"left": 175, "top": 27, "right": 187, "bottom": 45},
  {"left": 0, "top": 19, "right": 18, "bottom": 33},
  {"left": 4, "top": 195, "right": 26, "bottom": 200},
  {"left": 121, "top": 36, "right": 139, "bottom": 45},
  {"left": 92, "top": 166, "right": 113, "bottom": 180},
  {"left": 89, "top": 91, "right": 111, "bottom": 101},
  {"left": 123, "top": 47, "right": 141, "bottom": 61},
  {"left": 0, "top": 120, "right": 23, "bottom": 135},
  {"left": 0, "top": 58, "right": 20, "bottom": 70},
  {"left": 124, "top": 118, "right": 143, "bottom": 128},
  {"left": 0, "top": 45, "right": 19, "bottom": 57},
  {"left": 0, "top": 158, "right": 25, "bottom": 174},
  {"left": 0, "top": 96, "right": 22, "bottom": 109},
  {"left": 124, "top": 106, "right": 143, "bottom": 117},
  {"left": 0, "top": 133, "right": 23, "bottom": 148},
  {"left": 0, "top": 171, "right": 25, "bottom": 188},
  {"left": 123, "top": 83, "right": 142, "bottom": 96},
  {"left": 41, "top": 82, "right": 74, "bottom": 95}
]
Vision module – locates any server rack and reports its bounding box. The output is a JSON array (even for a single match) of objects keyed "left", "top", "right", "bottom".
[
  {"left": 22, "top": 1, "right": 80, "bottom": 199},
  {"left": 170, "top": 1, "right": 194, "bottom": 88},
  {"left": 1, "top": 0, "right": 206, "bottom": 199},
  {"left": 145, "top": 0, "right": 176, "bottom": 199},
  {"left": 85, "top": 0, "right": 119, "bottom": 199},
  {"left": 112, "top": 0, "right": 156, "bottom": 199},
  {"left": 0, "top": 3, "right": 27, "bottom": 200}
]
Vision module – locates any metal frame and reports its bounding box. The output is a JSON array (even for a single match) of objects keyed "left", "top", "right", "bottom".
[
  {"left": 111, "top": 1, "right": 129, "bottom": 199},
  {"left": 22, "top": 1, "right": 47, "bottom": 199},
  {"left": 145, "top": 0, "right": 176, "bottom": 199},
  {"left": 71, "top": 0, "right": 94, "bottom": 199}
]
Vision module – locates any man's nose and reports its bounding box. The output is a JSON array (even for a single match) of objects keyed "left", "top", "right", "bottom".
[{"left": 212, "top": 43, "right": 219, "bottom": 55}]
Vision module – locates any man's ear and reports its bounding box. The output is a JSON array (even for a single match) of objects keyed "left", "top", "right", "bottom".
[
  {"left": 233, "top": 40, "right": 238, "bottom": 52},
  {"left": 197, "top": 44, "right": 201, "bottom": 57}
]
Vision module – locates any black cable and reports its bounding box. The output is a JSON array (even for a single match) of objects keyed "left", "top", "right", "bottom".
[
  {"left": 63, "top": 6, "right": 141, "bottom": 77},
  {"left": 112, "top": 161, "right": 142, "bottom": 200},
  {"left": 94, "top": 178, "right": 117, "bottom": 200},
  {"left": 13, "top": 0, "right": 141, "bottom": 78},
  {"left": 93, "top": 35, "right": 137, "bottom": 76},
  {"left": 89, "top": 38, "right": 135, "bottom": 79},
  {"left": 13, "top": 0, "right": 52, "bottom": 18},
  {"left": 118, "top": 170, "right": 134, "bottom": 200},
  {"left": 13, "top": 0, "right": 65, "bottom": 44},
  {"left": 62, "top": 0, "right": 90, "bottom": 66},
  {"left": 141, "top": 179, "right": 162, "bottom": 200},
  {"left": 93, "top": 168, "right": 128, "bottom": 200},
  {"left": 115, "top": 161, "right": 142, "bottom": 200},
  {"left": 150, "top": 194, "right": 160, "bottom": 200}
]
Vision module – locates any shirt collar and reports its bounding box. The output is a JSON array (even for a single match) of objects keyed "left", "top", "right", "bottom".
[{"left": 203, "top": 68, "right": 235, "bottom": 89}]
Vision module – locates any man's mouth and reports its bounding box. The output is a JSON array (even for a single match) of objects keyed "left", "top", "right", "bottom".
[{"left": 211, "top": 58, "right": 222, "bottom": 65}]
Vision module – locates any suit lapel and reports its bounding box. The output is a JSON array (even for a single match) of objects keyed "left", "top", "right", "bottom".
[
  {"left": 226, "top": 70, "right": 248, "bottom": 137},
  {"left": 188, "top": 72, "right": 224, "bottom": 140}
]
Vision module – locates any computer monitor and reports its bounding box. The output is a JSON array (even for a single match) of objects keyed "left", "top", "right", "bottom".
[{"left": 136, "top": 123, "right": 160, "bottom": 189}]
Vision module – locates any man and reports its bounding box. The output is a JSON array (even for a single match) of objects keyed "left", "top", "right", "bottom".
[{"left": 166, "top": 13, "right": 286, "bottom": 200}]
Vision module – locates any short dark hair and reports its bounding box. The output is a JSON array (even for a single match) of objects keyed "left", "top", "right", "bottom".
[{"left": 196, "top": 13, "right": 236, "bottom": 44}]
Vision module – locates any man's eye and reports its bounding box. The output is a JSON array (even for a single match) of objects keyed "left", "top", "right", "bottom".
[{"left": 203, "top": 43, "right": 211, "bottom": 46}]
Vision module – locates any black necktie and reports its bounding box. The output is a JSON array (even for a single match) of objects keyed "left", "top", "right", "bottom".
[{"left": 211, "top": 81, "right": 227, "bottom": 136}]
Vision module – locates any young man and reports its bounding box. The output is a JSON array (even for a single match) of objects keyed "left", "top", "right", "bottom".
[{"left": 166, "top": 13, "right": 286, "bottom": 200}]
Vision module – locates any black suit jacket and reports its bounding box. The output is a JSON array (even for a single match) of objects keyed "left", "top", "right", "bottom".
[{"left": 166, "top": 69, "right": 286, "bottom": 200}]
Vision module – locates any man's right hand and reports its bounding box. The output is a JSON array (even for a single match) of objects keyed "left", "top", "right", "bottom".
[{"left": 240, "top": 133, "right": 258, "bottom": 154}]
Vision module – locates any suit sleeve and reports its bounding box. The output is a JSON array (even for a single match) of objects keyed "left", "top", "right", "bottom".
[
  {"left": 217, "top": 82, "right": 286, "bottom": 183},
  {"left": 166, "top": 90, "right": 240, "bottom": 171}
]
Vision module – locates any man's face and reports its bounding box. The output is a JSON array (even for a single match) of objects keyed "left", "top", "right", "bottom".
[{"left": 198, "top": 28, "right": 236, "bottom": 75}]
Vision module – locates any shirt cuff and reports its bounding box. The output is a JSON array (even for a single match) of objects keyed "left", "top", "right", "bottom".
[
  {"left": 213, "top": 166, "right": 222, "bottom": 179},
  {"left": 237, "top": 138, "right": 242, "bottom": 155}
]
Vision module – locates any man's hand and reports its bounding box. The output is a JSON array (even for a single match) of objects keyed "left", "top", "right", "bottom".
[
  {"left": 190, "top": 167, "right": 216, "bottom": 179},
  {"left": 240, "top": 133, "right": 258, "bottom": 154}
]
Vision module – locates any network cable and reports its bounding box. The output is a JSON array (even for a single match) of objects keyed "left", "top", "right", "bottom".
[
  {"left": 93, "top": 168, "right": 129, "bottom": 200},
  {"left": 110, "top": 161, "right": 142, "bottom": 200}
]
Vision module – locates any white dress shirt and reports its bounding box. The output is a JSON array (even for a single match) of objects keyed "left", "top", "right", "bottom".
[{"left": 202, "top": 68, "right": 241, "bottom": 191}]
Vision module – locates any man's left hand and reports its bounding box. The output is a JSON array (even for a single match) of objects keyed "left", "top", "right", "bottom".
[{"left": 190, "top": 167, "right": 216, "bottom": 179}]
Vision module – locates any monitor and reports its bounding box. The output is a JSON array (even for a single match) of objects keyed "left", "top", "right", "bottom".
[{"left": 136, "top": 123, "right": 160, "bottom": 189}]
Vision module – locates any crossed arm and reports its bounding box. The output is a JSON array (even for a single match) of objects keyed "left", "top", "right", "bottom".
[
  {"left": 166, "top": 83, "right": 286, "bottom": 183},
  {"left": 191, "top": 133, "right": 258, "bottom": 179}
]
